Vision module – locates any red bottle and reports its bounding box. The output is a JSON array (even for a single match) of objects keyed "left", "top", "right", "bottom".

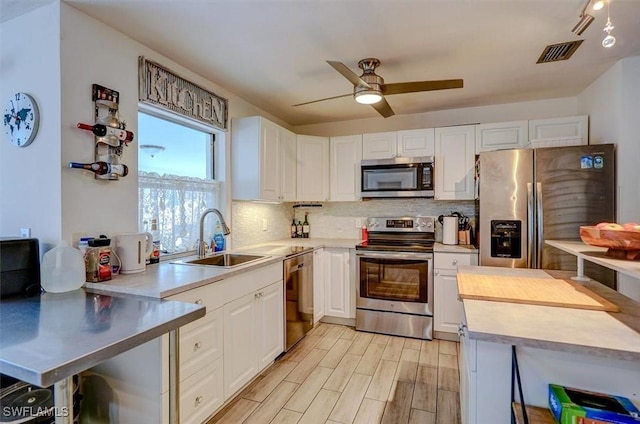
[
  {"left": 361, "top": 226, "right": 369, "bottom": 242},
  {"left": 77, "top": 123, "right": 134, "bottom": 142}
]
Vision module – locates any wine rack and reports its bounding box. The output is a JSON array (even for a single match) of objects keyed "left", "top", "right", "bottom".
[{"left": 70, "top": 84, "right": 133, "bottom": 180}]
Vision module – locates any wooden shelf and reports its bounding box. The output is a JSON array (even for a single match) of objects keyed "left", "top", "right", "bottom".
[{"left": 512, "top": 402, "right": 555, "bottom": 424}]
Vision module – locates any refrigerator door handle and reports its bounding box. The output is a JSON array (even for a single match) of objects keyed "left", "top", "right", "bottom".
[
  {"left": 536, "top": 182, "right": 543, "bottom": 269},
  {"left": 527, "top": 183, "right": 534, "bottom": 269}
]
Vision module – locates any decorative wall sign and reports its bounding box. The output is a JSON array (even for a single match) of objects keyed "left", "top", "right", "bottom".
[{"left": 138, "top": 56, "right": 228, "bottom": 131}]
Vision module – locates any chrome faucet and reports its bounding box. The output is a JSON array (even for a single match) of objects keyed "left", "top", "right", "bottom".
[{"left": 198, "top": 208, "right": 231, "bottom": 257}]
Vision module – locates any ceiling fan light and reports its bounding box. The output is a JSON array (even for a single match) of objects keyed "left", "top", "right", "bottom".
[{"left": 354, "top": 91, "right": 383, "bottom": 104}]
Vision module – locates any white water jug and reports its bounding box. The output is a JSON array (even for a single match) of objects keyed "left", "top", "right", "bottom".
[
  {"left": 41, "top": 241, "right": 85, "bottom": 293},
  {"left": 115, "top": 232, "right": 153, "bottom": 274}
]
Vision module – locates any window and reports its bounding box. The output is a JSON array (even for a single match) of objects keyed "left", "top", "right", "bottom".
[{"left": 138, "top": 110, "right": 220, "bottom": 255}]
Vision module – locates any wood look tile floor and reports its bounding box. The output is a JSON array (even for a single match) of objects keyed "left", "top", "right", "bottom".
[{"left": 209, "top": 324, "right": 461, "bottom": 424}]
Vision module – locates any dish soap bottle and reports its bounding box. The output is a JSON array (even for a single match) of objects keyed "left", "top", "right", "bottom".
[
  {"left": 41, "top": 241, "right": 85, "bottom": 293},
  {"left": 213, "top": 221, "right": 226, "bottom": 252}
]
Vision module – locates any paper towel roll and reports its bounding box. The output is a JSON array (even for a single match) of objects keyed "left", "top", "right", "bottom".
[{"left": 442, "top": 216, "right": 459, "bottom": 245}]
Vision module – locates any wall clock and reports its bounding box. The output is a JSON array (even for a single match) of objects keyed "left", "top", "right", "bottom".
[{"left": 3, "top": 92, "right": 40, "bottom": 148}]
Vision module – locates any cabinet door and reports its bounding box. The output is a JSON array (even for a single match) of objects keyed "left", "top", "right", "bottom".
[
  {"left": 475, "top": 120, "right": 527, "bottom": 152},
  {"left": 330, "top": 135, "right": 362, "bottom": 201},
  {"left": 313, "top": 248, "right": 325, "bottom": 323},
  {"left": 260, "top": 119, "right": 281, "bottom": 201},
  {"left": 223, "top": 292, "right": 258, "bottom": 399},
  {"left": 324, "top": 249, "right": 352, "bottom": 319},
  {"left": 528, "top": 115, "right": 588, "bottom": 144},
  {"left": 256, "top": 280, "right": 284, "bottom": 371},
  {"left": 434, "top": 269, "right": 463, "bottom": 334},
  {"left": 297, "top": 135, "right": 330, "bottom": 201},
  {"left": 397, "top": 128, "right": 434, "bottom": 157},
  {"left": 362, "top": 131, "right": 398, "bottom": 159},
  {"left": 434, "top": 125, "right": 476, "bottom": 200},
  {"left": 280, "top": 129, "right": 297, "bottom": 201}
]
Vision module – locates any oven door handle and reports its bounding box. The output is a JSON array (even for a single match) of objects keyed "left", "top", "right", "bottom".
[{"left": 356, "top": 252, "right": 433, "bottom": 260}]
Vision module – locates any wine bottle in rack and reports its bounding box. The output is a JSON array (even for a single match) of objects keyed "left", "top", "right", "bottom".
[
  {"left": 68, "top": 161, "right": 129, "bottom": 177},
  {"left": 77, "top": 123, "right": 134, "bottom": 142}
]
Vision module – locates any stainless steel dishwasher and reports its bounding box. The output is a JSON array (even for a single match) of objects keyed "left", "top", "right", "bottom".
[{"left": 284, "top": 249, "right": 314, "bottom": 351}]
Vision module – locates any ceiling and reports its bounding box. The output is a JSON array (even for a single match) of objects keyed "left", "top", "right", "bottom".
[{"left": 4, "top": 0, "right": 640, "bottom": 126}]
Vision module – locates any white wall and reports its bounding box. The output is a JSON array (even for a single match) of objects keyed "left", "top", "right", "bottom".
[
  {"left": 1, "top": 2, "right": 286, "bottom": 246},
  {"left": 294, "top": 97, "right": 578, "bottom": 136},
  {"left": 577, "top": 55, "right": 640, "bottom": 300},
  {"left": 0, "top": 3, "right": 62, "bottom": 246}
]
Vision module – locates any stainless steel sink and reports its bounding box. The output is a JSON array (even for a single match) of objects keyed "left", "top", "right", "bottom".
[{"left": 173, "top": 253, "right": 267, "bottom": 268}]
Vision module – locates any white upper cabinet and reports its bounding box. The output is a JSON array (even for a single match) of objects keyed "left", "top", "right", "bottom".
[
  {"left": 232, "top": 116, "right": 296, "bottom": 201},
  {"left": 362, "top": 129, "right": 434, "bottom": 159},
  {"left": 330, "top": 135, "right": 363, "bottom": 201},
  {"left": 297, "top": 135, "right": 330, "bottom": 201},
  {"left": 475, "top": 120, "right": 528, "bottom": 152},
  {"left": 362, "top": 131, "right": 398, "bottom": 159},
  {"left": 527, "top": 115, "right": 588, "bottom": 147},
  {"left": 397, "top": 128, "right": 435, "bottom": 157},
  {"left": 280, "top": 128, "right": 297, "bottom": 201},
  {"left": 434, "top": 125, "right": 476, "bottom": 200}
]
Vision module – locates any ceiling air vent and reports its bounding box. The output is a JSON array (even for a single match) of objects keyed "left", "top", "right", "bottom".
[{"left": 537, "top": 40, "right": 584, "bottom": 64}]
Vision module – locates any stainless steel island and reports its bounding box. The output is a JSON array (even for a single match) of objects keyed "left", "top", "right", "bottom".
[{"left": 0, "top": 288, "right": 205, "bottom": 424}]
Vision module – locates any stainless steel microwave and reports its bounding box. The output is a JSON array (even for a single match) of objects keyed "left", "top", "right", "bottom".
[{"left": 361, "top": 156, "right": 434, "bottom": 198}]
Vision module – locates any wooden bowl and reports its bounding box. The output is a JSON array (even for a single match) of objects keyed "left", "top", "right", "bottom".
[{"left": 579, "top": 226, "right": 640, "bottom": 260}]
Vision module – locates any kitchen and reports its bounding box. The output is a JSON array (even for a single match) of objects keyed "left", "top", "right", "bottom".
[{"left": 2, "top": 1, "right": 640, "bottom": 423}]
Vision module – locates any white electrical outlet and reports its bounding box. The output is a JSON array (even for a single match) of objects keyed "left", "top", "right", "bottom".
[
  {"left": 262, "top": 219, "right": 268, "bottom": 231},
  {"left": 20, "top": 228, "right": 31, "bottom": 238},
  {"left": 355, "top": 218, "right": 362, "bottom": 228}
]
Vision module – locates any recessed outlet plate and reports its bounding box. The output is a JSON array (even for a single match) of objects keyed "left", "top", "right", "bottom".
[{"left": 20, "top": 228, "right": 31, "bottom": 238}]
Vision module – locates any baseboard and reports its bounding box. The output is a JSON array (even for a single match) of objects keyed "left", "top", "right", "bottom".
[
  {"left": 434, "top": 330, "right": 459, "bottom": 342},
  {"left": 319, "top": 316, "right": 356, "bottom": 327}
]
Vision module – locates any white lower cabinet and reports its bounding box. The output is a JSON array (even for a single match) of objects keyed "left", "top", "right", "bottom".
[
  {"left": 434, "top": 251, "right": 478, "bottom": 336},
  {"left": 180, "top": 357, "right": 224, "bottom": 424},
  {"left": 323, "top": 248, "right": 355, "bottom": 319},
  {"left": 313, "top": 248, "right": 325, "bottom": 323},
  {"left": 223, "top": 279, "right": 284, "bottom": 399}
]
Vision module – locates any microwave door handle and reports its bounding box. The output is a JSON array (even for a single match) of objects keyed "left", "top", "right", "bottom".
[{"left": 527, "top": 182, "right": 534, "bottom": 268}]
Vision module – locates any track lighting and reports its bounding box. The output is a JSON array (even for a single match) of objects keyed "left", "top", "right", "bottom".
[
  {"left": 572, "top": 13, "right": 595, "bottom": 35},
  {"left": 592, "top": 0, "right": 604, "bottom": 10}
]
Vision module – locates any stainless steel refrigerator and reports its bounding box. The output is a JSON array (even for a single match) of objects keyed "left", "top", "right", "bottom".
[{"left": 478, "top": 144, "right": 616, "bottom": 287}]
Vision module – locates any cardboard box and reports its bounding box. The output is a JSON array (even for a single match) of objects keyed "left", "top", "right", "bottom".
[{"left": 549, "top": 384, "right": 640, "bottom": 424}]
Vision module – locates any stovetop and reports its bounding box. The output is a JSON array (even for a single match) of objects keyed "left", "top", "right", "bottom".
[{"left": 356, "top": 216, "right": 436, "bottom": 253}]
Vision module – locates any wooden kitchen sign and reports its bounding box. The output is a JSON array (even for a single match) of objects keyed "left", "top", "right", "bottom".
[{"left": 457, "top": 273, "right": 619, "bottom": 312}]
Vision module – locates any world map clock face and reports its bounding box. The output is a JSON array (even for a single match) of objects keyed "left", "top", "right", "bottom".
[{"left": 3, "top": 92, "right": 40, "bottom": 148}]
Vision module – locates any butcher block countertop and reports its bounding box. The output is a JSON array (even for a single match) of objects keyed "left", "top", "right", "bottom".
[{"left": 459, "top": 266, "right": 640, "bottom": 361}]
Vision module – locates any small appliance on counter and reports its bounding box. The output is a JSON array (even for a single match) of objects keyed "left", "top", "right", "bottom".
[
  {"left": 0, "top": 237, "right": 41, "bottom": 299},
  {"left": 114, "top": 232, "right": 153, "bottom": 274},
  {"left": 438, "top": 214, "right": 459, "bottom": 245}
]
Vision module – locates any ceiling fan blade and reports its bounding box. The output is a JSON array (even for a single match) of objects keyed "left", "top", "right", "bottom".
[
  {"left": 292, "top": 93, "right": 353, "bottom": 107},
  {"left": 371, "top": 98, "right": 395, "bottom": 118},
  {"left": 327, "top": 60, "right": 371, "bottom": 89},
  {"left": 383, "top": 79, "right": 464, "bottom": 95}
]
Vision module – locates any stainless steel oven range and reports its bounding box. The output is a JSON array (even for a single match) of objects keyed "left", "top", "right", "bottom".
[{"left": 356, "top": 216, "right": 435, "bottom": 340}]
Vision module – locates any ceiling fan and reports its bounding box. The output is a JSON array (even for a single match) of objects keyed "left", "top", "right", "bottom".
[{"left": 293, "top": 58, "right": 464, "bottom": 118}]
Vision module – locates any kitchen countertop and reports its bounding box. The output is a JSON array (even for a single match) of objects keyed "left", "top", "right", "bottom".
[
  {"left": 85, "top": 238, "right": 361, "bottom": 298},
  {"left": 459, "top": 265, "right": 640, "bottom": 361},
  {"left": 546, "top": 239, "right": 640, "bottom": 280},
  {"left": 433, "top": 243, "right": 479, "bottom": 253},
  {"left": 0, "top": 288, "right": 204, "bottom": 387}
]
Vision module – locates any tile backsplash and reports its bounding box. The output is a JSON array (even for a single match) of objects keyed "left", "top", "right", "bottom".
[{"left": 232, "top": 199, "right": 476, "bottom": 247}]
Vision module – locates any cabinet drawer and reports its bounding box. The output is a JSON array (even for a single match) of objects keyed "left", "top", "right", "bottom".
[
  {"left": 180, "top": 307, "right": 223, "bottom": 381},
  {"left": 434, "top": 253, "right": 473, "bottom": 270},
  {"left": 180, "top": 357, "right": 224, "bottom": 424},
  {"left": 169, "top": 283, "right": 222, "bottom": 314}
]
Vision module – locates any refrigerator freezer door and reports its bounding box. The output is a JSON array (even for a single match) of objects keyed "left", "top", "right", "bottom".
[
  {"left": 479, "top": 149, "right": 534, "bottom": 267},
  {"left": 534, "top": 144, "right": 616, "bottom": 285}
]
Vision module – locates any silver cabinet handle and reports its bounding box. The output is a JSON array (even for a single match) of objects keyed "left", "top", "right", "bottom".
[
  {"left": 195, "top": 396, "right": 203, "bottom": 405},
  {"left": 452, "top": 259, "right": 458, "bottom": 266},
  {"left": 255, "top": 293, "right": 260, "bottom": 299},
  {"left": 194, "top": 341, "right": 203, "bottom": 351},
  {"left": 195, "top": 299, "right": 203, "bottom": 305},
  {"left": 434, "top": 270, "right": 440, "bottom": 276}
]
